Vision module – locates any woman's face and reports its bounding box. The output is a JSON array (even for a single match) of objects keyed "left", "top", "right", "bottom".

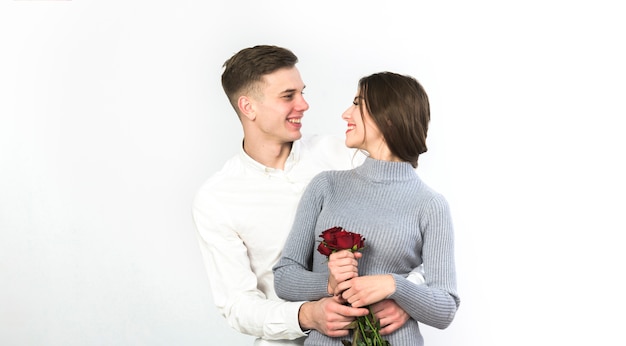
[{"left": 341, "top": 92, "right": 383, "bottom": 152}]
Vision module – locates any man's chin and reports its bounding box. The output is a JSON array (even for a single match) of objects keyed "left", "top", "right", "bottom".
[{"left": 290, "top": 131, "right": 303, "bottom": 141}]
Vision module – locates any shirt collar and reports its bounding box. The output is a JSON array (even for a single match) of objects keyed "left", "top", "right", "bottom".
[{"left": 238, "top": 140, "right": 301, "bottom": 173}]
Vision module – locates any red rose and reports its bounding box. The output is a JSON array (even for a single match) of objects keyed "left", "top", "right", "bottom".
[
  {"left": 351, "top": 232, "right": 365, "bottom": 250},
  {"left": 334, "top": 230, "right": 357, "bottom": 249},
  {"left": 316, "top": 227, "right": 384, "bottom": 345},
  {"left": 320, "top": 226, "right": 343, "bottom": 242},
  {"left": 317, "top": 241, "right": 333, "bottom": 257},
  {"left": 317, "top": 226, "right": 365, "bottom": 257}
]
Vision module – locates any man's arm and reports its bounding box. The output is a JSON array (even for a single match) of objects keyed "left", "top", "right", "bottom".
[{"left": 192, "top": 193, "right": 307, "bottom": 340}]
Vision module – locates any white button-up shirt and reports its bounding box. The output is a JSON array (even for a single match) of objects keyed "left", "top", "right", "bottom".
[{"left": 192, "top": 135, "right": 364, "bottom": 345}]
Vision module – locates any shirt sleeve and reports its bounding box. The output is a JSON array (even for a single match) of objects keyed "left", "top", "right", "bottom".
[{"left": 192, "top": 189, "right": 308, "bottom": 340}]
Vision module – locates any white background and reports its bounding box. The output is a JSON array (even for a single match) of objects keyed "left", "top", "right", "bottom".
[{"left": 1, "top": 1, "right": 625, "bottom": 345}]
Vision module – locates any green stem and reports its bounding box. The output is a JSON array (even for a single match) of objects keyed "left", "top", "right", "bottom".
[{"left": 363, "top": 307, "right": 386, "bottom": 345}]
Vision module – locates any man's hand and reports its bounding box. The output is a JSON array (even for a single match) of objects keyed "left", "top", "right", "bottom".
[
  {"left": 298, "top": 296, "right": 369, "bottom": 337},
  {"left": 370, "top": 299, "right": 410, "bottom": 335}
]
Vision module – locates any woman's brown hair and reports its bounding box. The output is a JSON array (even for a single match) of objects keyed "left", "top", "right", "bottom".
[{"left": 358, "top": 72, "right": 430, "bottom": 168}]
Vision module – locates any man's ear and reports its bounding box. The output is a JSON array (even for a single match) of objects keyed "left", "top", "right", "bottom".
[{"left": 238, "top": 96, "right": 255, "bottom": 121}]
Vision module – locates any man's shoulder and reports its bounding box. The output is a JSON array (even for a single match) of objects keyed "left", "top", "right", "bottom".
[
  {"left": 195, "top": 154, "right": 243, "bottom": 193},
  {"left": 298, "top": 134, "right": 359, "bottom": 160},
  {"left": 299, "top": 134, "right": 345, "bottom": 151}
]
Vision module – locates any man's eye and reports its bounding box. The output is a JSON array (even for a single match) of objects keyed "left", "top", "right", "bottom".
[{"left": 283, "top": 94, "right": 294, "bottom": 99}]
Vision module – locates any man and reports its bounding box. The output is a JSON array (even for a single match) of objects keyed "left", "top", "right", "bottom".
[{"left": 192, "top": 45, "right": 416, "bottom": 345}]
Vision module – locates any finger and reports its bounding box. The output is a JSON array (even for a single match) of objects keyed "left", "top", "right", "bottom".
[
  {"left": 329, "top": 250, "right": 355, "bottom": 260},
  {"left": 326, "top": 326, "right": 351, "bottom": 338},
  {"left": 344, "top": 291, "right": 365, "bottom": 308},
  {"left": 329, "top": 293, "right": 349, "bottom": 306},
  {"left": 331, "top": 263, "right": 357, "bottom": 275},
  {"left": 379, "top": 322, "right": 399, "bottom": 335},
  {"left": 379, "top": 327, "right": 390, "bottom": 336},
  {"left": 335, "top": 281, "right": 351, "bottom": 296},
  {"left": 371, "top": 309, "right": 387, "bottom": 320},
  {"left": 369, "top": 301, "right": 387, "bottom": 315},
  {"left": 329, "top": 259, "right": 359, "bottom": 271},
  {"left": 340, "top": 269, "right": 358, "bottom": 280},
  {"left": 338, "top": 304, "right": 369, "bottom": 317},
  {"left": 376, "top": 317, "right": 389, "bottom": 331}
]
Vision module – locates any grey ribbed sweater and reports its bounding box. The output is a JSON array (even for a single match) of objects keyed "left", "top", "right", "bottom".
[{"left": 274, "top": 157, "right": 460, "bottom": 346}]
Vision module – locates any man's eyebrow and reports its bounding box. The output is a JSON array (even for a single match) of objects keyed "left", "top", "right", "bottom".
[{"left": 279, "top": 85, "right": 306, "bottom": 94}]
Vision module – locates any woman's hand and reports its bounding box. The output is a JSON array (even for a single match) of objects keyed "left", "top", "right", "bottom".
[
  {"left": 335, "top": 274, "right": 395, "bottom": 308},
  {"left": 327, "top": 250, "right": 362, "bottom": 295}
]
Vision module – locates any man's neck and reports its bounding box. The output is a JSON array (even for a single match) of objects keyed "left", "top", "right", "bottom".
[{"left": 243, "top": 138, "right": 293, "bottom": 170}]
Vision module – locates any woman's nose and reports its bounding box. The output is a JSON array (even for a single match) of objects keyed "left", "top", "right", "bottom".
[{"left": 341, "top": 107, "right": 351, "bottom": 121}]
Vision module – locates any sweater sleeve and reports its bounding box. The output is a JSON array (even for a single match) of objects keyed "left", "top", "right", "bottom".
[
  {"left": 389, "top": 193, "right": 460, "bottom": 329},
  {"left": 273, "top": 175, "right": 330, "bottom": 301},
  {"left": 192, "top": 190, "right": 307, "bottom": 340}
]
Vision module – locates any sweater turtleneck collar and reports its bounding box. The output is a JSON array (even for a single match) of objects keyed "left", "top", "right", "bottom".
[{"left": 355, "top": 157, "right": 417, "bottom": 182}]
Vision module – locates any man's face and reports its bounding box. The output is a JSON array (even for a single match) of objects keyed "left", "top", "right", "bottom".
[{"left": 249, "top": 67, "right": 309, "bottom": 143}]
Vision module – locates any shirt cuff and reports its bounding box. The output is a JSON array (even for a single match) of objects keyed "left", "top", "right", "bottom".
[{"left": 285, "top": 301, "right": 310, "bottom": 337}]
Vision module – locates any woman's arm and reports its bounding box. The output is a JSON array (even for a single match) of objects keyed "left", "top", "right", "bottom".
[
  {"left": 273, "top": 175, "right": 330, "bottom": 301},
  {"left": 330, "top": 194, "right": 460, "bottom": 329},
  {"left": 388, "top": 194, "right": 460, "bottom": 329}
]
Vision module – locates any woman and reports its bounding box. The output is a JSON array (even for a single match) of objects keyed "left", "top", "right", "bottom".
[{"left": 273, "top": 72, "right": 459, "bottom": 345}]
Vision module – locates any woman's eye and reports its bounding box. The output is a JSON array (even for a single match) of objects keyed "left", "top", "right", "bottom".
[{"left": 352, "top": 101, "right": 359, "bottom": 106}]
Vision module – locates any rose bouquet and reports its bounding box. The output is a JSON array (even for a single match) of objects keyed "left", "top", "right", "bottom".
[{"left": 318, "top": 227, "right": 391, "bottom": 346}]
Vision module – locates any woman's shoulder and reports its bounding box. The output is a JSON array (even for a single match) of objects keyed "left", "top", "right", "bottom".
[
  {"left": 310, "top": 166, "right": 355, "bottom": 182},
  {"left": 304, "top": 168, "right": 359, "bottom": 196},
  {"left": 416, "top": 181, "right": 451, "bottom": 212}
]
